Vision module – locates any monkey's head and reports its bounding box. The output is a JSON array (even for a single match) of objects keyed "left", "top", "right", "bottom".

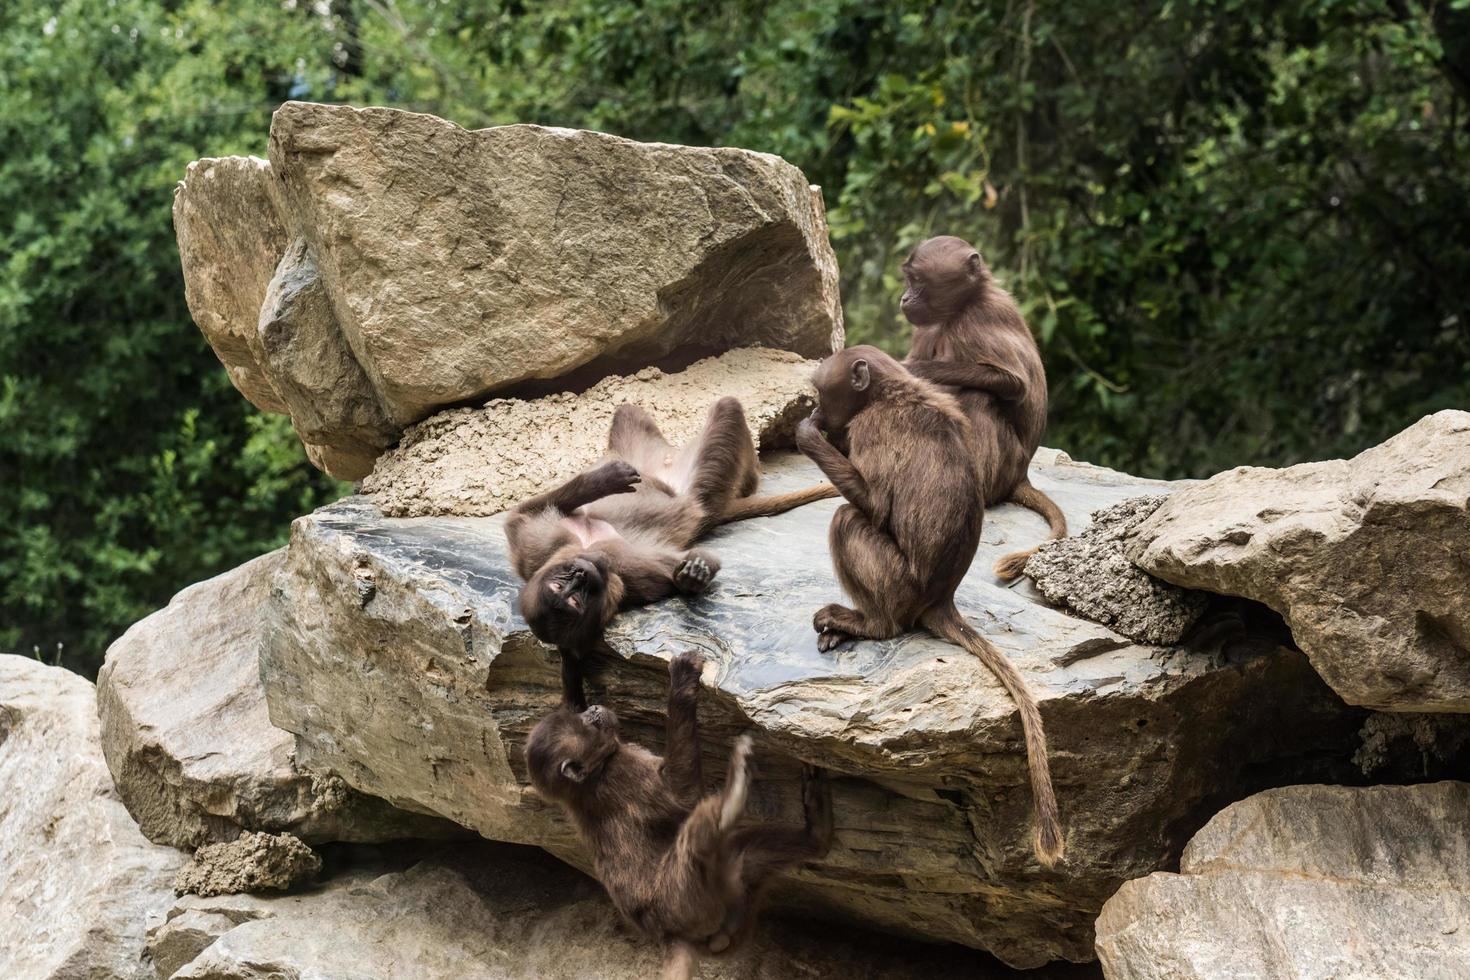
[
  {"left": 900, "top": 235, "right": 990, "bottom": 326},
  {"left": 526, "top": 702, "right": 622, "bottom": 802},
  {"left": 521, "top": 553, "right": 614, "bottom": 649},
  {"left": 809, "top": 344, "right": 903, "bottom": 433}
]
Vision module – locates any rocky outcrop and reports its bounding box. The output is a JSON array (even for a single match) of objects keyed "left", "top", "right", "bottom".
[
  {"left": 259, "top": 449, "right": 1363, "bottom": 968},
  {"left": 1095, "top": 781, "right": 1470, "bottom": 979},
  {"left": 174, "top": 832, "right": 321, "bottom": 898},
  {"left": 1128, "top": 410, "right": 1470, "bottom": 713},
  {"left": 98, "top": 551, "right": 461, "bottom": 848},
  {"left": 0, "top": 656, "right": 184, "bottom": 980},
  {"left": 362, "top": 347, "right": 820, "bottom": 517},
  {"left": 1024, "top": 495, "right": 1207, "bottom": 645},
  {"left": 175, "top": 103, "right": 843, "bottom": 478},
  {"left": 151, "top": 842, "right": 1023, "bottom": 980}
]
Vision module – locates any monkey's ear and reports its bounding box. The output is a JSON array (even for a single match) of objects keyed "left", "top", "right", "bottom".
[
  {"left": 850, "top": 358, "right": 870, "bottom": 392},
  {"left": 560, "top": 759, "right": 586, "bottom": 783},
  {"left": 967, "top": 251, "right": 982, "bottom": 273}
]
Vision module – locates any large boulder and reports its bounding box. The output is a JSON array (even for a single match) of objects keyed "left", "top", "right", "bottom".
[
  {"left": 362, "top": 347, "right": 820, "bottom": 517},
  {"left": 259, "top": 449, "right": 1364, "bottom": 967},
  {"left": 150, "top": 842, "right": 1022, "bottom": 980},
  {"left": 1128, "top": 410, "right": 1470, "bottom": 712},
  {"left": 97, "top": 551, "right": 461, "bottom": 849},
  {"left": 174, "top": 103, "right": 844, "bottom": 478},
  {"left": 0, "top": 656, "right": 184, "bottom": 980},
  {"left": 1095, "top": 781, "right": 1470, "bottom": 979}
]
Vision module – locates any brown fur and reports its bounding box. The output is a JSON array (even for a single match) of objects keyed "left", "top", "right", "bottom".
[
  {"left": 506, "top": 397, "right": 832, "bottom": 708},
  {"left": 901, "top": 235, "right": 1067, "bottom": 578},
  {"left": 795, "top": 346, "right": 1063, "bottom": 865},
  {"left": 526, "top": 652, "right": 833, "bottom": 978}
]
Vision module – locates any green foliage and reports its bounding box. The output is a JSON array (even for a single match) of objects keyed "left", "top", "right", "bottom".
[{"left": 3, "top": 0, "right": 1466, "bottom": 673}]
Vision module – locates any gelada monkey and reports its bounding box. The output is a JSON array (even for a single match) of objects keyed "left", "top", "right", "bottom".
[
  {"left": 901, "top": 235, "right": 1066, "bottom": 579},
  {"left": 795, "top": 346, "right": 1062, "bottom": 864},
  {"left": 526, "top": 651, "right": 833, "bottom": 979},
  {"left": 507, "top": 397, "right": 836, "bottom": 708}
]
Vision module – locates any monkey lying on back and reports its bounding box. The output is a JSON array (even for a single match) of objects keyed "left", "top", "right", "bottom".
[
  {"left": 901, "top": 235, "right": 1067, "bottom": 579},
  {"left": 527, "top": 651, "right": 833, "bottom": 979},
  {"left": 506, "top": 397, "right": 836, "bottom": 708},
  {"left": 795, "top": 345, "right": 1063, "bottom": 865}
]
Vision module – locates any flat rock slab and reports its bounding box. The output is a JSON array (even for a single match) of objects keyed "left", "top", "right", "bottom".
[
  {"left": 261, "top": 449, "right": 1363, "bottom": 967},
  {"left": 98, "top": 551, "right": 463, "bottom": 849},
  {"left": 0, "top": 657, "right": 184, "bottom": 980},
  {"left": 362, "top": 347, "right": 819, "bottom": 516},
  {"left": 1096, "top": 781, "right": 1470, "bottom": 979},
  {"left": 1129, "top": 410, "right": 1470, "bottom": 712}
]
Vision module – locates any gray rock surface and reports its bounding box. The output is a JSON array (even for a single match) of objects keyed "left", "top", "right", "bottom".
[
  {"left": 97, "top": 551, "right": 461, "bottom": 848},
  {"left": 1024, "top": 495, "right": 1207, "bottom": 645},
  {"left": 174, "top": 832, "right": 321, "bottom": 898},
  {"left": 1129, "top": 410, "right": 1470, "bottom": 712},
  {"left": 260, "top": 450, "right": 1363, "bottom": 967},
  {"left": 175, "top": 103, "right": 844, "bottom": 480},
  {"left": 1095, "top": 781, "right": 1470, "bottom": 980},
  {"left": 361, "top": 347, "right": 820, "bottom": 516},
  {"left": 0, "top": 656, "right": 184, "bottom": 980},
  {"left": 152, "top": 841, "right": 1097, "bottom": 979}
]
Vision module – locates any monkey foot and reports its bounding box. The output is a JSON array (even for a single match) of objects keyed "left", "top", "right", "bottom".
[
  {"left": 592, "top": 459, "right": 641, "bottom": 495},
  {"left": 816, "top": 629, "right": 853, "bottom": 653},
  {"left": 675, "top": 555, "right": 717, "bottom": 592}
]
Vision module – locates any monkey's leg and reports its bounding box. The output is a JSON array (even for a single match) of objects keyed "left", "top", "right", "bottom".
[
  {"left": 816, "top": 505, "right": 919, "bottom": 651},
  {"left": 679, "top": 396, "right": 759, "bottom": 512},
  {"left": 608, "top": 404, "right": 678, "bottom": 477}
]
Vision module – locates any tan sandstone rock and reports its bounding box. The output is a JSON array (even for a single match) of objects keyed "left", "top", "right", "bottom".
[
  {"left": 1128, "top": 410, "right": 1470, "bottom": 712},
  {"left": 259, "top": 450, "right": 1365, "bottom": 967},
  {"left": 97, "top": 551, "right": 462, "bottom": 848},
  {"left": 0, "top": 656, "right": 184, "bottom": 980},
  {"left": 173, "top": 832, "right": 321, "bottom": 898},
  {"left": 1095, "top": 781, "right": 1470, "bottom": 979},
  {"left": 361, "top": 347, "right": 821, "bottom": 516}
]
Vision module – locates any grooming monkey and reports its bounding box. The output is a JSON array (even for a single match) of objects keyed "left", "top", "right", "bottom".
[
  {"left": 507, "top": 397, "right": 837, "bottom": 708},
  {"left": 527, "top": 651, "right": 833, "bottom": 979},
  {"left": 901, "top": 235, "right": 1066, "bottom": 579},
  {"left": 795, "top": 346, "right": 1063, "bottom": 865}
]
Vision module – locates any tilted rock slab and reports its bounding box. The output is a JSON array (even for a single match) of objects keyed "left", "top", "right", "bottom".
[
  {"left": 98, "top": 551, "right": 461, "bottom": 849},
  {"left": 152, "top": 842, "right": 1010, "bottom": 980},
  {"left": 174, "top": 102, "right": 843, "bottom": 478},
  {"left": 1095, "top": 781, "right": 1470, "bottom": 979},
  {"left": 1128, "top": 410, "right": 1470, "bottom": 712},
  {"left": 0, "top": 656, "right": 184, "bottom": 980},
  {"left": 259, "top": 450, "right": 1363, "bottom": 967},
  {"left": 362, "top": 347, "right": 820, "bottom": 517}
]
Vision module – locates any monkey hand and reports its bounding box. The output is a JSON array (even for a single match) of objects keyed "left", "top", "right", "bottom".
[
  {"left": 795, "top": 414, "right": 827, "bottom": 455},
  {"left": 593, "top": 460, "right": 641, "bottom": 495},
  {"left": 669, "top": 650, "right": 705, "bottom": 687}
]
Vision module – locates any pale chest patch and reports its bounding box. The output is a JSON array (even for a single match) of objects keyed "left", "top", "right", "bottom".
[{"left": 561, "top": 512, "right": 621, "bottom": 547}]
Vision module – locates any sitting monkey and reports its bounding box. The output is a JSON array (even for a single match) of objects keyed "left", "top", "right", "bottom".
[
  {"left": 527, "top": 651, "right": 833, "bottom": 979},
  {"left": 506, "top": 397, "right": 836, "bottom": 708},
  {"left": 795, "top": 345, "right": 1063, "bottom": 865}
]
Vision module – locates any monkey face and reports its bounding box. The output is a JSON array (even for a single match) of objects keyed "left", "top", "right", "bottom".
[
  {"left": 526, "top": 703, "right": 622, "bottom": 800},
  {"left": 811, "top": 345, "right": 891, "bottom": 432},
  {"left": 901, "top": 235, "right": 986, "bottom": 325},
  {"left": 522, "top": 554, "right": 609, "bottom": 648}
]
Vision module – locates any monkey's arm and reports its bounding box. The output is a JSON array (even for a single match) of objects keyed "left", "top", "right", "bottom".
[
  {"left": 795, "top": 419, "right": 878, "bottom": 515},
  {"left": 905, "top": 360, "right": 1026, "bottom": 400},
  {"left": 506, "top": 462, "right": 642, "bottom": 576},
  {"left": 660, "top": 652, "right": 705, "bottom": 804}
]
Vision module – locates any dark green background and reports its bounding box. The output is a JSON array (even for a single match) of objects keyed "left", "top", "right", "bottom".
[{"left": 3, "top": 0, "right": 1466, "bottom": 674}]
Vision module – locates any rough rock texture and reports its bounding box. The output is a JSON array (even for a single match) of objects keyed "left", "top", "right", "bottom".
[
  {"left": 260, "top": 450, "right": 1365, "bottom": 967},
  {"left": 1024, "top": 496, "right": 1207, "bottom": 645},
  {"left": 174, "top": 832, "right": 321, "bottom": 898},
  {"left": 1352, "top": 711, "right": 1470, "bottom": 778},
  {"left": 1096, "top": 782, "right": 1470, "bottom": 979},
  {"left": 1129, "top": 410, "right": 1470, "bottom": 712},
  {"left": 176, "top": 103, "right": 843, "bottom": 480},
  {"left": 151, "top": 841, "right": 1098, "bottom": 980},
  {"left": 0, "top": 656, "right": 184, "bottom": 980},
  {"left": 98, "top": 551, "right": 462, "bottom": 849},
  {"left": 362, "top": 347, "right": 820, "bottom": 516},
  {"left": 173, "top": 157, "right": 288, "bottom": 415}
]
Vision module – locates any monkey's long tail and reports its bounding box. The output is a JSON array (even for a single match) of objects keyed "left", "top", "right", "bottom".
[
  {"left": 718, "top": 483, "right": 839, "bottom": 523},
  {"left": 921, "top": 603, "right": 1064, "bottom": 867},
  {"left": 992, "top": 481, "right": 1068, "bottom": 581}
]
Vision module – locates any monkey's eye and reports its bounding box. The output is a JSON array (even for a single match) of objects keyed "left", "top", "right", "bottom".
[
  {"left": 549, "top": 581, "right": 563, "bottom": 592},
  {"left": 566, "top": 594, "right": 583, "bottom": 613}
]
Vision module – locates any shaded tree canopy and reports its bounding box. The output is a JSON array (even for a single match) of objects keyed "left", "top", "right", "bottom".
[{"left": 3, "top": 0, "right": 1466, "bottom": 673}]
